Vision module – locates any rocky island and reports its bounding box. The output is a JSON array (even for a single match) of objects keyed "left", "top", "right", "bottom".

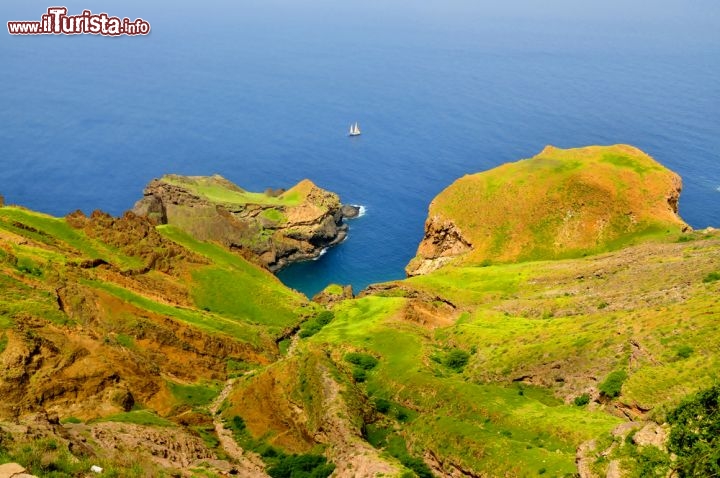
[
  {"left": 0, "top": 145, "right": 718, "bottom": 477},
  {"left": 132, "top": 174, "right": 359, "bottom": 271}
]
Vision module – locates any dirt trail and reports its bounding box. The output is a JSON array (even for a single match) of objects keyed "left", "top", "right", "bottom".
[
  {"left": 209, "top": 378, "right": 268, "bottom": 477},
  {"left": 315, "top": 365, "right": 400, "bottom": 477},
  {"left": 287, "top": 334, "right": 300, "bottom": 357}
]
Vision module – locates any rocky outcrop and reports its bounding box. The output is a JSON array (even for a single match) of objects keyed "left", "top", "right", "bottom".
[
  {"left": 312, "top": 284, "right": 354, "bottom": 307},
  {"left": 0, "top": 462, "right": 37, "bottom": 478},
  {"left": 132, "top": 175, "right": 354, "bottom": 271},
  {"left": 340, "top": 205, "right": 361, "bottom": 218},
  {"left": 405, "top": 216, "right": 472, "bottom": 276}
]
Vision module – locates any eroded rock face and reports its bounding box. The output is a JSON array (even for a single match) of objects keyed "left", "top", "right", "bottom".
[
  {"left": 132, "top": 175, "right": 353, "bottom": 271},
  {"left": 405, "top": 216, "right": 472, "bottom": 276}
]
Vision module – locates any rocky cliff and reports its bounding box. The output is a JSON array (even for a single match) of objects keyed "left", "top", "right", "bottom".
[
  {"left": 132, "top": 174, "right": 357, "bottom": 271},
  {"left": 407, "top": 144, "right": 689, "bottom": 276}
]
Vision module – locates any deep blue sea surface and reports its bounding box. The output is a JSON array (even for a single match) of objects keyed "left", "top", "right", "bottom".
[{"left": 2, "top": 0, "right": 719, "bottom": 297}]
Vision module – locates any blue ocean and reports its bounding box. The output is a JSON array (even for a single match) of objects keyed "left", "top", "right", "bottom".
[{"left": 2, "top": 0, "right": 719, "bottom": 297}]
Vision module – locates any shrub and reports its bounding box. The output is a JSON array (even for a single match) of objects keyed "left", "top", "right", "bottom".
[
  {"left": 298, "top": 325, "right": 320, "bottom": 338},
  {"left": 231, "top": 415, "right": 246, "bottom": 432},
  {"left": 398, "top": 455, "right": 433, "bottom": 478},
  {"left": 352, "top": 368, "right": 367, "bottom": 383},
  {"left": 344, "top": 352, "right": 379, "bottom": 370},
  {"left": 667, "top": 385, "right": 720, "bottom": 477},
  {"left": 632, "top": 444, "right": 670, "bottom": 477},
  {"left": 315, "top": 311, "right": 334, "bottom": 326},
  {"left": 267, "top": 454, "right": 335, "bottom": 478},
  {"left": 676, "top": 345, "right": 694, "bottom": 360},
  {"left": 702, "top": 272, "right": 720, "bottom": 283},
  {"left": 599, "top": 370, "right": 628, "bottom": 398},
  {"left": 298, "top": 311, "right": 335, "bottom": 338},
  {"left": 574, "top": 394, "right": 591, "bottom": 406},
  {"left": 444, "top": 349, "right": 470, "bottom": 372},
  {"left": 374, "top": 398, "right": 391, "bottom": 414},
  {"left": 260, "top": 446, "right": 279, "bottom": 458}
]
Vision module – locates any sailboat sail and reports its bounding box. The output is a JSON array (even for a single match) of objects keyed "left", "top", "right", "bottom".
[{"left": 349, "top": 122, "right": 361, "bottom": 136}]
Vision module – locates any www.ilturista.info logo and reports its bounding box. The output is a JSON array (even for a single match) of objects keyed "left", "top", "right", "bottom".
[{"left": 7, "top": 7, "right": 150, "bottom": 36}]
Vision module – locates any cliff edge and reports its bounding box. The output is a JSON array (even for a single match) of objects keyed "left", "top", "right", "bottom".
[
  {"left": 407, "top": 144, "right": 688, "bottom": 276},
  {"left": 132, "top": 174, "right": 354, "bottom": 271}
]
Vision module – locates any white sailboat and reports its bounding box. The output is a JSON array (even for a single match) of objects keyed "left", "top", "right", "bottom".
[{"left": 348, "top": 122, "right": 361, "bottom": 136}]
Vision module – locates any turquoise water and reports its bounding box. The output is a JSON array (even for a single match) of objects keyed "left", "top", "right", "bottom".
[{"left": 2, "top": 0, "right": 719, "bottom": 297}]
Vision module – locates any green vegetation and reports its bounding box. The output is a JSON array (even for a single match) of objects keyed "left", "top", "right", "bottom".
[
  {"left": 374, "top": 398, "right": 391, "bottom": 414},
  {"left": 443, "top": 349, "right": 470, "bottom": 372},
  {"left": 600, "top": 371, "right": 628, "bottom": 398},
  {"left": 299, "top": 310, "right": 335, "bottom": 338},
  {"left": 311, "top": 294, "right": 622, "bottom": 475},
  {"left": 364, "top": 427, "right": 433, "bottom": 478},
  {"left": 0, "top": 207, "right": 143, "bottom": 270},
  {"left": 703, "top": 271, "right": 720, "bottom": 283},
  {"left": 168, "top": 381, "right": 221, "bottom": 408},
  {"left": 95, "top": 410, "right": 176, "bottom": 427},
  {"left": 600, "top": 152, "right": 655, "bottom": 174},
  {"left": 324, "top": 284, "right": 345, "bottom": 296},
  {"left": 667, "top": 385, "right": 720, "bottom": 477},
  {"left": 226, "top": 415, "right": 335, "bottom": 477},
  {"left": 158, "top": 225, "right": 304, "bottom": 332},
  {"left": 262, "top": 208, "right": 287, "bottom": 223},
  {"left": 0, "top": 437, "right": 154, "bottom": 478},
  {"left": 2, "top": 148, "right": 720, "bottom": 477},
  {"left": 162, "top": 175, "right": 306, "bottom": 207},
  {"left": 623, "top": 444, "right": 670, "bottom": 478},
  {"left": 85, "top": 278, "right": 263, "bottom": 344},
  {"left": 417, "top": 145, "right": 687, "bottom": 268},
  {"left": 574, "top": 394, "right": 591, "bottom": 406},
  {"left": 675, "top": 345, "right": 694, "bottom": 360},
  {"left": 267, "top": 454, "right": 335, "bottom": 478},
  {"left": 60, "top": 416, "right": 82, "bottom": 424},
  {"left": 0, "top": 273, "right": 70, "bottom": 327},
  {"left": 344, "top": 352, "right": 379, "bottom": 370}
]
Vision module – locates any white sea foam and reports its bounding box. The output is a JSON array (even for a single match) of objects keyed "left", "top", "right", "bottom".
[
  {"left": 312, "top": 248, "right": 329, "bottom": 260},
  {"left": 356, "top": 205, "right": 367, "bottom": 217}
]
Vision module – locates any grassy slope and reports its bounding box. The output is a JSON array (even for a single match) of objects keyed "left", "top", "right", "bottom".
[
  {"left": 161, "top": 174, "right": 310, "bottom": 207},
  {"left": 310, "top": 297, "right": 619, "bottom": 476},
  {"left": 302, "top": 232, "right": 720, "bottom": 476},
  {"left": 0, "top": 204, "right": 310, "bottom": 418},
  {"left": 158, "top": 225, "right": 308, "bottom": 332},
  {"left": 421, "top": 145, "right": 687, "bottom": 265},
  {"left": 0, "top": 202, "right": 315, "bottom": 478},
  {"left": 0, "top": 207, "right": 144, "bottom": 270},
  {"left": 0, "top": 206, "right": 306, "bottom": 340},
  {"left": 407, "top": 234, "right": 720, "bottom": 408}
]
